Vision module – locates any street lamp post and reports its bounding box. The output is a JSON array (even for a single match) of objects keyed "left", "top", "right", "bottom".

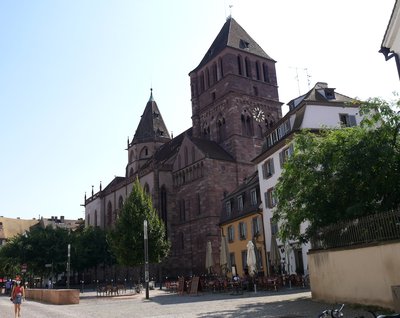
[
  {"left": 67, "top": 244, "right": 71, "bottom": 289},
  {"left": 144, "top": 220, "right": 149, "bottom": 299}
]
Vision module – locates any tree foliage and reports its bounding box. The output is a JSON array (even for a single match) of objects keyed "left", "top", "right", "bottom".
[
  {"left": 0, "top": 224, "right": 113, "bottom": 278},
  {"left": 0, "top": 226, "right": 70, "bottom": 277},
  {"left": 70, "top": 225, "right": 115, "bottom": 272},
  {"left": 273, "top": 97, "right": 400, "bottom": 242},
  {"left": 108, "top": 178, "right": 170, "bottom": 267}
]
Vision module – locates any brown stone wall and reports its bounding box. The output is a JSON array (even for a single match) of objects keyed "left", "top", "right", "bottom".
[{"left": 165, "top": 157, "right": 258, "bottom": 276}]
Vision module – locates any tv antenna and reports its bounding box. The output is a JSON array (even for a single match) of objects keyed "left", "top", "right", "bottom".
[{"left": 290, "top": 66, "right": 312, "bottom": 95}]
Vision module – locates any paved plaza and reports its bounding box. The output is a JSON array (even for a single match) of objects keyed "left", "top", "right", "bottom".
[{"left": 0, "top": 288, "right": 372, "bottom": 318}]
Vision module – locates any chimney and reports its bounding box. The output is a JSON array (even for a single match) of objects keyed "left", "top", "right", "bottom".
[{"left": 60, "top": 216, "right": 65, "bottom": 223}]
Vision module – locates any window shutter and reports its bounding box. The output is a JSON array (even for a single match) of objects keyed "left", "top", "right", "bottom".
[
  {"left": 270, "top": 159, "right": 275, "bottom": 175},
  {"left": 279, "top": 151, "right": 284, "bottom": 168},
  {"left": 264, "top": 191, "right": 269, "bottom": 209},
  {"left": 258, "top": 216, "right": 263, "bottom": 235},
  {"left": 349, "top": 115, "right": 357, "bottom": 127},
  {"left": 289, "top": 144, "right": 294, "bottom": 156},
  {"left": 262, "top": 162, "right": 267, "bottom": 179}
]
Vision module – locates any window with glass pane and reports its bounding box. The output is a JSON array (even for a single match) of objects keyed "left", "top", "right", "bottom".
[
  {"left": 228, "top": 225, "right": 235, "bottom": 242},
  {"left": 239, "top": 222, "right": 247, "bottom": 240},
  {"left": 250, "top": 189, "right": 257, "bottom": 206},
  {"left": 225, "top": 200, "right": 232, "bottom": 216},
  {"left": 237, "top": 195, "right": 244, "bottom": 211}
]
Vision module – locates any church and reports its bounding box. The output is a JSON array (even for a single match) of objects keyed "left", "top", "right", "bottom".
[{"left": 84, "top": 16, "right": 283, "bottom": 276}]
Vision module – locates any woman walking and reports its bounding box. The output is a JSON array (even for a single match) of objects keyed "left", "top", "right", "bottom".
[{"left": 10, "top": 276, "right": 25, "bottom": 318}]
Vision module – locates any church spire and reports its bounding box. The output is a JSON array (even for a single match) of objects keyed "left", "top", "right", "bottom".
[
  {"left": 132, "top": 89, "right": 171, "bottom": 145},
  {"left": 149, "top": 88, "right": 154, "bottom": 102}
]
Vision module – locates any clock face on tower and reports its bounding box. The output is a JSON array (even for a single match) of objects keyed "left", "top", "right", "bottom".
[{"left": 252, "top": 107, "right": 265, "bottom": 122}]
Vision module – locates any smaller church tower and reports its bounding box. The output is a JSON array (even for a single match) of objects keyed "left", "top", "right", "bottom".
[{"left": 126, "top": 89, "right": 171, "bottom": 177}]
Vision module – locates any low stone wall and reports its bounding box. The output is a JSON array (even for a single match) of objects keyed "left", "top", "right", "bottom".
[
  {"left": 25, "top": 289, "right": 80, "bottom": 305},
  {"left": 308, "top": 241, "right": 400, "bottom": 310}
]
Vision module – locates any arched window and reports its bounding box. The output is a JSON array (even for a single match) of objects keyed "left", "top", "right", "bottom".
[
  {"left": 139, "top": 147, "right": 148, "bottom": 159},
  {"left": 129, "top": 150, "right": 134, "bottom": 163},
  {"left": 256, "top": 61, "right": 261, "bottom": 80},
  {"left": 219, "top": 57, "right": 224, "bottom": 79},
  {"left": 217, "top": 116, "right": 226, "bottom": 142},
  {"left": 107, "top": 201, "right": 112, "bottom": 227},
  {"left": 87, "top": 214, "right": 91, "bottom": 226},
  {"left": 253, "top": 86, "right": 259, "bottom": 96},
  {"left": 257, "top": 124, "right": 263, "bottom": 138},
  {"left": 94, "top": 210, "right": 98, "bottom": 227},
  {"left": 200, "top": 72, "right": 205, "bottom": 93},
  {"left": 241, "top": 113, "right": 254, "bottom": 136},
  {"left": 237, "top": 55, "right": 243, "bottom": 76},
  {"left": 212, "top": 63, "right": 218, "bottom": 84},
  {"left": 160, "top": 185, "right": 168, "bottom": 235},
  {"left": 144, "top": 183, "right": 150, "bottom": 194},
  {"left": 191, "top": 146, "right": 195, "bottom": 163},
  {"left": 205, "top": 68, "right": 210, "bottom": 88},
  {"left": 202, "top": 123, "right": 210, "bottom": 140},
  {"left": 129, "top": 167, "right": 134, "bottom": 177},
  {"left": 263, "top": 63, "right": 270, "bottom": 83},
  {"left": 118, "top": 196, "right": 124, "bottom": 210},
  {"left": 245, "top": 57, "right": 251, "bottom": 78},
  {"left": 184, "top": 147, "right": 188, "bottom": 166}
]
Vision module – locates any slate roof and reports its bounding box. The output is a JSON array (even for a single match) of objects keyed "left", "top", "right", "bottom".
[
  {"left": 190, "top": 137, "right": 235, "bottom": 162},
  {"left": 287, "top": 82, "right": 355, "bottom": 110},
  {"left": 191, "top": 17, "right": 274, "bottom": 73},
  {"left": 102, "top": 176, "right": 126, "bottom": 193},
  {"left": 142, "top": 127, "right": 235, "bottom": 171},
  {"left": 132, "top": 90, "right": 171, "bottom": 144}
]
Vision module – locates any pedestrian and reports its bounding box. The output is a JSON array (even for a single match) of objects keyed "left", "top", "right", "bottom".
[
  {"left": 10, "top": 275, "right": 25, "bottom": 318},
  {"left": 5, "top": 279, "right": 12, "bottom": 296}
]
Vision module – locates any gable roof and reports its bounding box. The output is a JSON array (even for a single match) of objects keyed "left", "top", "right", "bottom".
[
  {"left": 0, "top": 217, "right": 39, "bottom": 240},
  {"left": 287, "top": 82, "right": 355, "bottom": 110},
  {"left": 191, "top": 17, "right": 274, "bottom": 73},
  {"left": 190, "top": 137, "right": 235, "bottom": 162},
  {"left": 142, "top": 128, "right": 235, "bottom": 171},
  {"left": 132, "top": 90, "right": 171, "bottom": 144}
]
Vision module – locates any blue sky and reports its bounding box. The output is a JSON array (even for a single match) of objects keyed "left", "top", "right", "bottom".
[{"left": 0, "top": 0, "right": 397, "bottom": 220}]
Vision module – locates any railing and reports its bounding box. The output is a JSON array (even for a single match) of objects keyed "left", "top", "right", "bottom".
[{"left": 311, "top": 209, "right": 400, "bottom": 250}]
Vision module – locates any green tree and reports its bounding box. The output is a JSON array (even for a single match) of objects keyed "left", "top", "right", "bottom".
[
  {"left": 0, "top": 235, "right": 24, "bottom": 277},
  {"left": 108, "top": 178, "right": 170, "bottom": 266},
  {"left": 23, "top": 226, "right": 70, "bottom": 277},
  {"left": 0, "top": 226, "right": 71, "bottom": 278},
  {"left": 71, "top": 225, "right": 114, "bottom": 273},
  {"left": 273, "top": 97, "right": 400, "bottom": 242}
]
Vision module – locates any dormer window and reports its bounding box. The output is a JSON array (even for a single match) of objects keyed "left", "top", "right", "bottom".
[
  {"left": 325, "top": 88, "right": 335, "bottom": 100},
  {"left": 239, "top": 39, "right": 250, "bottom": 49}
]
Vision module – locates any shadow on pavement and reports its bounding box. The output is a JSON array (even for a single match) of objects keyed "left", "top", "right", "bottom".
[{"left": 148, "top": 288, "right": 310, "bottom": 305}]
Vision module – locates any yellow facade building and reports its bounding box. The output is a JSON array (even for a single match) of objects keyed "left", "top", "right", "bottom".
[{"left": 220, "top": 172, "right": 267, "bottom": 278}]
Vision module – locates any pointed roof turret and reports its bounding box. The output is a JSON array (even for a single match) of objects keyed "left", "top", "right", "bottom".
[
  {"left": 191, "top": 17, "right": 274, "bottom": 73},
  {"left": 132, "top": 89, "right": 171, "bottom": 145}
]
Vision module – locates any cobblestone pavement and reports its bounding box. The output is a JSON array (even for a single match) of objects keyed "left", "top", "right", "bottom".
[{"left": 0, "top": 288, "right": 373, "bottom": 318}]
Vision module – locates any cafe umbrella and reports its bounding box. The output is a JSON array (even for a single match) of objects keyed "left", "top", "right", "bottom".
[
  {"left": 219, "top": 234, "right": 231, "bottom": 275},
  {"left": 247, "top": 240, "right": 257, "bottom": 292},
  {"left": 246, "top": 240, "right": 257, "bottom": 276},
  {"left": 270, "top": 234, "right": 281, "bottom": 271}
]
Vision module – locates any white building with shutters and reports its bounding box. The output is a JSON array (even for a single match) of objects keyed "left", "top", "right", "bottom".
[{"left": 252, "top": 82, "right": 362, "bottom": 276}]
